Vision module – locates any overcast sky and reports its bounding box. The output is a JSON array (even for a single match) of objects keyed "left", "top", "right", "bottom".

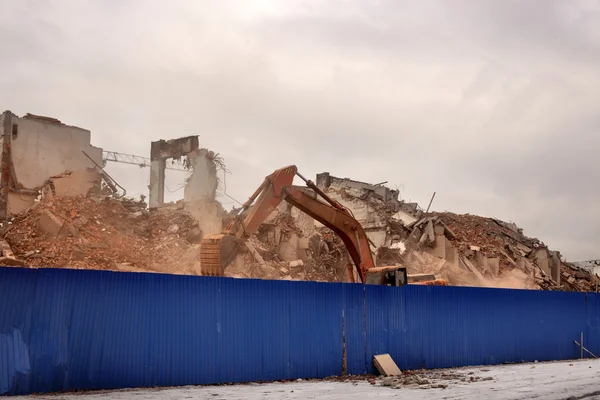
[{"left": 1, "top": 0, "right": 599, "bottom": 260}]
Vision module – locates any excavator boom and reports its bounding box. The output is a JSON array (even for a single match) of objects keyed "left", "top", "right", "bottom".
[{"left": 200, "top": 165, "right": 415, "bottom": 286}]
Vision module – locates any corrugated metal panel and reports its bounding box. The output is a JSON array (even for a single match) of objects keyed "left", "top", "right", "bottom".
[
  {"left": 364, "top": 284, "right": 588, "bottom": 373},
  {"left": 585, "top": 293, "right": 600, "bottom": 356},
  {"left": 0, "top": 268, "right": 37, "bottom": 395},
  {"left": 343, "top": 284, "right": 366, "bottom": 375},
  {"left": 0, "top": 268, "right": 349, "bottom": 395},
  {"left": 1, "top": 267, "right": 598, "bottom": 395}
]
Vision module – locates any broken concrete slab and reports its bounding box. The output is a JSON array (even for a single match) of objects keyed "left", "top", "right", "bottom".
[
  {"left": 278, "top": 233, "right": 300, "bottom": 261},
  {"left": 487, "top": 257, "right": 500, "bottom": 277},
  {"left": 66, "top": 223, "right": 80, "bottom": 237},
  {"left": 535, "top": 248, "right": 552, "bottom": 277},
  {"left": 461, "top": 257, "right": 487, "bottom": 284},
  {"left": 246, "top": 241, "right": 267, "bottom": 268},
  {"left": 0, "top": 238, "right": 25, "bottom": 266},
  {"left": 72, "top": 217, "right": 88, "bottom": 229},
  {"left": 392, "top": 209, "right": 418, "bottom": 226},
  {"left": 434, "top": 224, "right": 445, "bottom": 235},
  {"left": 373, "top": 354, "right": 402, "bottom": 376},
  {"left": 516, "top": 242, "right": 532, "bottom": 255},
  {"left": 38, "top": 210, "right": 64, "bottom": 236},
  {"left": 444, "top": 239, "right": 459, "bottom": 266},
  {"left": 500, "top": 249, "right": 518, "bottom": 267},
  {"left": 474, "top": 252, "right": 489, "bottom": 274},
  {"left": 430, "top": 235, "right": 446, "bottom": 259},
  {"left": 418, "top": 222, "right": 436, "bottom": 248}
]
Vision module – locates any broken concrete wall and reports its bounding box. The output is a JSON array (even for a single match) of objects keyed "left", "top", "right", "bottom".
[
  {"left": 184, "top": 200, "right": 224, "bottom": 237},
  {"left": 150, "top": 135, "right": 198, "bottom": 209},
  {"left": 317, "top": 172, "right": 400, "bottom": 209},
  {"left": 183, "top": 149, "right": 218, "bottom": 202},
  {"left": 9, "top": 114, "right": 102, "bottom": 189},
  {"left": 149, "top": 135, "right": 224, "bottom": 236},
  {"left": 0, "top": 112, "right": 103, "bottom": 217}
]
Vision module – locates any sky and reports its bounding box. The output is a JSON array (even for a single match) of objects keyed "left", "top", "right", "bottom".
[{"left": 1, "top": 0, "right": 599, "bottom": 260}]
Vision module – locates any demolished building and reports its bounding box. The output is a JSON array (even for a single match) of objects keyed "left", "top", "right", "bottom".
[
  {"left": 0, "top": 112, "right": 597, "bottom": 292},
  {"left": 148, "top": 135, "right": 225, "bottom": 237},
  {"left": 0, "top": 111, "right": 104, "bottom": 217},
  {"left": 0, "top": 111, "right": 226, "bottom": 276},
  {"left": 224, "top": 171, "right": 599, "bottom": 292}
]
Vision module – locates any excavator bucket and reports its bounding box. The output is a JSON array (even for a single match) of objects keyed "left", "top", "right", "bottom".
[{"left": 200, "top": 233, "right": 242, "bottom": 276}]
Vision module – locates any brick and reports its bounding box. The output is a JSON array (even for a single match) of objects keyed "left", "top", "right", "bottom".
[
  {"left": 373, "top": 354, "right": 401, "bottom": 376},
  {"left": 38, "top": 210, "right": 64, "bottom": 237}
]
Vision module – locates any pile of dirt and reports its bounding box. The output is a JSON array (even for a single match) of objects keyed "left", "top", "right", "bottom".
[{"left": 3, "top": 195, "right": 203, "bottom": 275}]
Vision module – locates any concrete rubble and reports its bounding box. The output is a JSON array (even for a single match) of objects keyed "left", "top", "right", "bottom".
[
  {"left": 378, "top": 368, "right": 494, "bottom": 390},
  {"left": 3, "top": 195, "right": 204, "bottom": 274},
  {"left": 0, "top": 111, "right": 227, "bottom": 276},
  {"left": 226, "top": 172, "right": 599, "bottom": 291}
]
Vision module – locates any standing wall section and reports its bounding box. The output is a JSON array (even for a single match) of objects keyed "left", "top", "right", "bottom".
[{"left": 0, "top": 267, "right": 598, "bottom": 395}]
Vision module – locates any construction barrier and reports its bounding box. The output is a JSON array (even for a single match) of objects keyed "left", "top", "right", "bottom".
[{"left": 0, "top": 267, "right": 597, "bottom": 395}]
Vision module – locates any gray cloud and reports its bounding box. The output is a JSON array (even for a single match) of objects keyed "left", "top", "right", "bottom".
[{"left": 1, "top": 0, "right": 599, "bottom": 260}]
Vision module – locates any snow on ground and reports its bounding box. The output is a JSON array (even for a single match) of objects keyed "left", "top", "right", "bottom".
[{"left": 16, "top": 359, "right": 600, "bottom": 400}]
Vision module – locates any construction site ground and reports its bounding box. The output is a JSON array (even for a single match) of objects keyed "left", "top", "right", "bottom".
[{"left": 14, "top": 359, "right": 600, "bottom": 400}]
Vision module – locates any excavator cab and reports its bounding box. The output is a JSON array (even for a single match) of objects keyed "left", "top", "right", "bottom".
[{"left": 365, "top": 266, "right": 408, "bottom": 286}]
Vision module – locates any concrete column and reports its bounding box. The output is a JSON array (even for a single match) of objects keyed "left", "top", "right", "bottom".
[
  {"left": 149, "top": 158, "right": 165, "bottom": 209},
  {"left": 551, "top": 251, "right": 561, "bottom": 286},
  {"left": 0, "top": 111, "right": 12, "bottom": 220}
]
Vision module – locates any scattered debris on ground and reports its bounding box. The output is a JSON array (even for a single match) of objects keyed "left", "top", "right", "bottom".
[{"left": 378, "top": 369, "right": 494, "bottom": 390}]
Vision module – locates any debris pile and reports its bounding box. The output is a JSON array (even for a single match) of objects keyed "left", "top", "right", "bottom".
[
  {"left": 223, "top": 213, "right": 349, "bottom": 283},
  {"left": 1, "top": 167, "right": 597, "bottom": 292},
  {"left": 3, "top": 195, "right": 203, "bottom": 275},
  {"left": 379, "top": 369, "right": 493, "bottom": 390},
  {"left": 234, "top": 174, "right": 599, "bottom": 292}
]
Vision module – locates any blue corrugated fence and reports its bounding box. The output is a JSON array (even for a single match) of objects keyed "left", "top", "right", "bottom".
[{"left": 0, "top": 267, "right": 597, "bottom": 395}]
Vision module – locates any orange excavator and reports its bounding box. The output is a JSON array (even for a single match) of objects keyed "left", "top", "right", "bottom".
[{"left": 200, "top": 165, "right": 446, "bottom": 287}]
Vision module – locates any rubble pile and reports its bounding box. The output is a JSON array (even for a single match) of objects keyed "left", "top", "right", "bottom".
[
  {"left": 378, "top": 369, "right": 493, "bottom": 390},
  {"left": 2, "top": 167, "right": 596, "bottom": 292},
  {"left": 3, "top": 195, "right": 203, "bottom": 275},
  {"left": 553, "top": 263, "right": 600, "bottom": 292},
  {"left": 243, "top": 175, "right": 599, "bottom": 292},
  {"left": 224, "top": 216, "right": 349, "bottom": 283},
  {"left": 428, "top": 212, "right": 600, "bottom": 292}
]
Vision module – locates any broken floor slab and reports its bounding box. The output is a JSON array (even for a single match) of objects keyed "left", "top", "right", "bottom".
[
  {"left": 373, "top": 354, "right": 402, "bottom": 376},
  {"left": 38, "top": 210, "right": 64, "bottom": 237}
]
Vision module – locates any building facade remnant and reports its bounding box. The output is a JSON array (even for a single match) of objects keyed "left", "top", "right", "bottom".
[
  {"left": 149, "top": 136, "right": 199, "bottom": 209},
  {"left": 0, "top": 110, "right": 103, "bottom": 218}
]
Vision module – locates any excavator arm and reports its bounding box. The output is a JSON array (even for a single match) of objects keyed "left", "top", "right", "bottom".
[
  {"left": 200, "top": 165, "right": 409, "bottom": 286},
  {"left": 283, "top": 186, "right": 374, "bottom": 281}
]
